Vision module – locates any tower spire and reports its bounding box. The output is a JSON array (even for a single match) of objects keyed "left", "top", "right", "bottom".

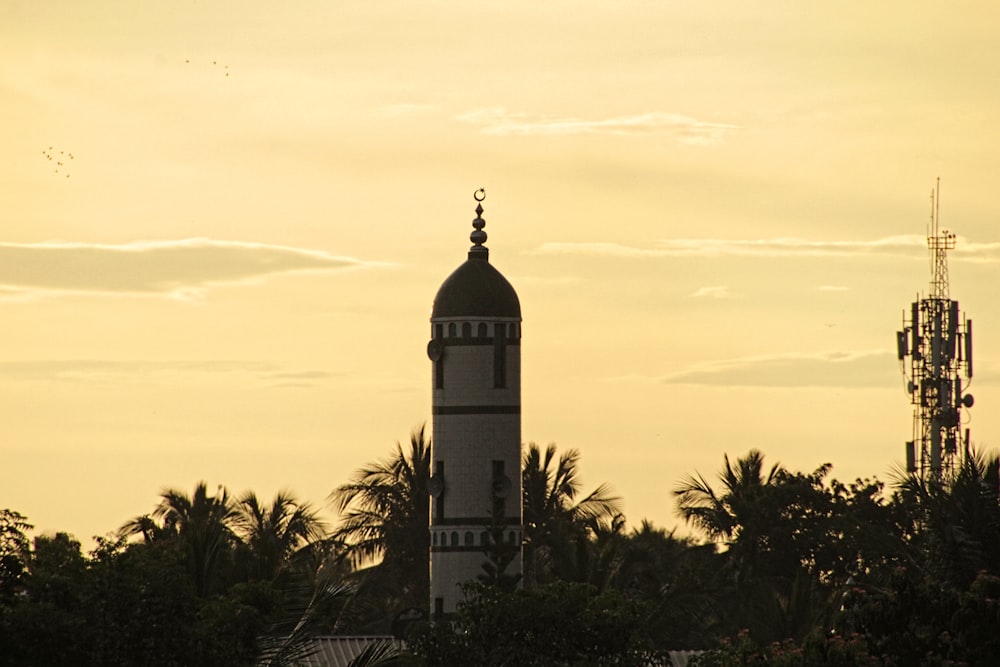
[{"left": 469, "top": 188, "right": 489, "bottom": 260}]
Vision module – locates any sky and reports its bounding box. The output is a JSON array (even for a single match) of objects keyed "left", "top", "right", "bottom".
[{"left": 4, "top": 0, "right": 1000, "bottom": 546}]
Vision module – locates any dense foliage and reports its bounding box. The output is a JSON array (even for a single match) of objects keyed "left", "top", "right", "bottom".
[
  {"left": 4, "top": 433, "right": 1000, "bottom": 666},
  {"left": 408, "top": 581, "right": 660, "bottom": 666},
  {"left": 0, "top": 486, "right": 345, "bottom": 667}
]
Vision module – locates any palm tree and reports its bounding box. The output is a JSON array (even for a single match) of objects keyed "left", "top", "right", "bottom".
[
  {"left": 673, "top": 449, "right": 783, "bottom": 545},
  {"left": 521, "top": 443, "right": 623, "bottom": 587},
  {"left": 232, "top": 490, "right": 328, "bottom": 582},
  {"left": 121, "top": 481, "right": 238, "bottom": 596},
  {"left": 894, "top": 449, "right": 1000, "bottom": 588},
  {"left": 673, "top": 450, "right": 792, "bottom": 640},
  {"left": 329, "top": 425, "right": 431, "bottom": 621}
]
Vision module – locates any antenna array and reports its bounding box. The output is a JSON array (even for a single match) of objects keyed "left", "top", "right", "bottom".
[{"left": 897, "top": 180, "right": 974, "bottom": 480}]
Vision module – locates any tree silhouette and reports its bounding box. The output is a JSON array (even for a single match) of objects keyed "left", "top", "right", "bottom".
[
  {"left": 122, "top": 482, "right": 238, "bottom": 596},
  {"left": 521, "top": 443, "right": 623, "bottom": 587},
  {"left": 330, "top": 425, "right": 431, "bottom": 624},
  {"left": 894, "top": 449, "right": 1000, "bottom": 588},
  {"left": 0, "top": 509, "right": 32, "bottom": 602},
  {"left": 232, "top": 490, "right": 327, "bottom": 582},
  {"left": 673, "top": 449, "right": 784, "bottom": 545}
]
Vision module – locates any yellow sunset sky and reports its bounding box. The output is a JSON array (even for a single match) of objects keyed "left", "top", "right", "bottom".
[{"left": 4, "top": 1, "right": 1000, "bottom": 544}]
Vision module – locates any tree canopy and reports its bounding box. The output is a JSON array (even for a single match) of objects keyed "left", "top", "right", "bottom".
[{"left": 6, "top": 437, "right": 1000, "bottom": 666}]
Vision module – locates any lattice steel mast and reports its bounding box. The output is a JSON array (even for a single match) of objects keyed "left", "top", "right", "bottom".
[{"left": 896, "top": 179, "right": 974, "bottom": 481}]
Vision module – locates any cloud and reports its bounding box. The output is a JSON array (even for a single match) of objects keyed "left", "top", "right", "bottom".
[
  {"left": 659, "top": 350, "right": 898, "bottom": 388},
  {"left": 0, "top": 360, "right": 338, "bottom": 387},
  {"left": 0, "top": 360, "right": 269, "bottom": 383},
  {"left": 515, "top": 275, "right": 587, "bottom": 286},
  {"left": 690, "top": 286, "right": 732, "bottom": 299},
  {"left": 259, "top": 370, "right": 342, "bottom": 387},
  {"left": 532, "top": 236, "right": 1000, "bottom": 263},
  {"left": 530, "top": 242, "right": 668, "bottom": 259},
  {"left": 456, "top": 107, "right": 738, "bottom": 144},
  {"left": 533, "top": 236, "right": 925, "bottom": 259},
  {"left": 260, "top": 370, "right": 338, "bottom": 381},
  {"left": 0, "top": 239, "right": 378, "bottom": 298}
]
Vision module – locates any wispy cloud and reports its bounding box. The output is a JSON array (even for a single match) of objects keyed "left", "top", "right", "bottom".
[
  {"left": 260, "top": 370, "right": 338, "bottom": 381},
  {"left": 456, "top": 107, "right": 738, "bottom": 144},
  {"left": 0, "top": 360, "right": 267, "bottom": 383},
  {"left": 515, "top": 275, "right": 587, "bottom": 286},
  {"left": 533, "top": 236, "right": 1000, "bottom": 262},
  {"left": 0, "top": 360, "right": 337, "bottom": 387},
  {"left": 659, "top": 350, "right": 898, "bottom": 388},
  {"left": 690, "top": 286, "right": 733, "bottom": 299},
  {"left": 0, "top": 239, "right": 380, "bottom": 298},
  {"left": 530, "top": 242, "right": 667, "bottom": 259}
]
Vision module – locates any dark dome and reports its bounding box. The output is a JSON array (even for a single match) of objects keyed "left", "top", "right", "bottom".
[{"left": 432, "top": 257, "right": 521, "bottom": 319}]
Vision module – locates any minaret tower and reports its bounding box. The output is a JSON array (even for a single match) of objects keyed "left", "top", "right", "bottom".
[
  {"left": 427, "top": 189, "right": 523, "bottom": 617},
  {"left": 896, "top": 179, "right": 975, "bottom": 481}
]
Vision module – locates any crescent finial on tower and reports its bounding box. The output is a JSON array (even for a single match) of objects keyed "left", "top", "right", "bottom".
[{"left": 469, "top": 188, "right": 489, "bottom": 260}]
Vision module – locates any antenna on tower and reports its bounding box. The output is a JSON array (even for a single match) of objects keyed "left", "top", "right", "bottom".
[{"left": 896, "top": 179, "right": 974, "bottom": 482}]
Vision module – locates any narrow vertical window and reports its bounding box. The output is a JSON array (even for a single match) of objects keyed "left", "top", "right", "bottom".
[
  {"left": 434, "top": 324, "right": 445, "bottom": 389},
  {"left": 434, "top": 461, "right": 445, "bottom": 519},
  {"left": 493, "top": 323, "right": 506, "bottom": 388},
  {"left": 492, "top": 460, "right": 505, "bottom": 518}
]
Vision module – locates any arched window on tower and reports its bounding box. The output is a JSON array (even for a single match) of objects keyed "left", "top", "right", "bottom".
[
  {"left": 478, "top": 322, "right": 488, "bottom": 338},
  {"left": 462, "top": 322, "right": 472, "bottom": 338}
]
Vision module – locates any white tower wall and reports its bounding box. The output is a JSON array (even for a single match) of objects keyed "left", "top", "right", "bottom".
[{"left": 429, "top": 320, "right": 522, "bottom": 616}]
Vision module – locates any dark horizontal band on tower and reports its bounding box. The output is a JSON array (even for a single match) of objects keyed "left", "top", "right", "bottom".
[
  {"left": 431, "top": 545, "right": 501, "bottom": 553},
  {"left": 437, "top": 337, "right": 521, "bottom": 347},
  {"left": 433, "top": 405, "right": 521, "bottom": 415},
  {"left": 432, "top": 517, "right": 522, "bottom": 526}
]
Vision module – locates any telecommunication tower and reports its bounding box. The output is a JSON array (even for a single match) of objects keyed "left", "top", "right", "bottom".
[{"left": 896, "top": 179, "right": 974, "bottom": 480}]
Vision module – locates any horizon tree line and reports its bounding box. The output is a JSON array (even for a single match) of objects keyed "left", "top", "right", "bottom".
[{"left": 3, "top": 424, "right": 1000, "bottom": 665}]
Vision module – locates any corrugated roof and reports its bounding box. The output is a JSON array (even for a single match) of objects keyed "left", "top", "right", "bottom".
[
  {"left": 297, "top": 636, "right": 402, "bottom": 667},
  {"left": 298, "top": 637, "right": 700, "bottom": 667}
]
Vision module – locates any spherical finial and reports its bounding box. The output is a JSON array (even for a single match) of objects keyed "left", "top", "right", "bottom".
[{"left": 469, "top": 188, "right": 488, "bottom": 258}]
